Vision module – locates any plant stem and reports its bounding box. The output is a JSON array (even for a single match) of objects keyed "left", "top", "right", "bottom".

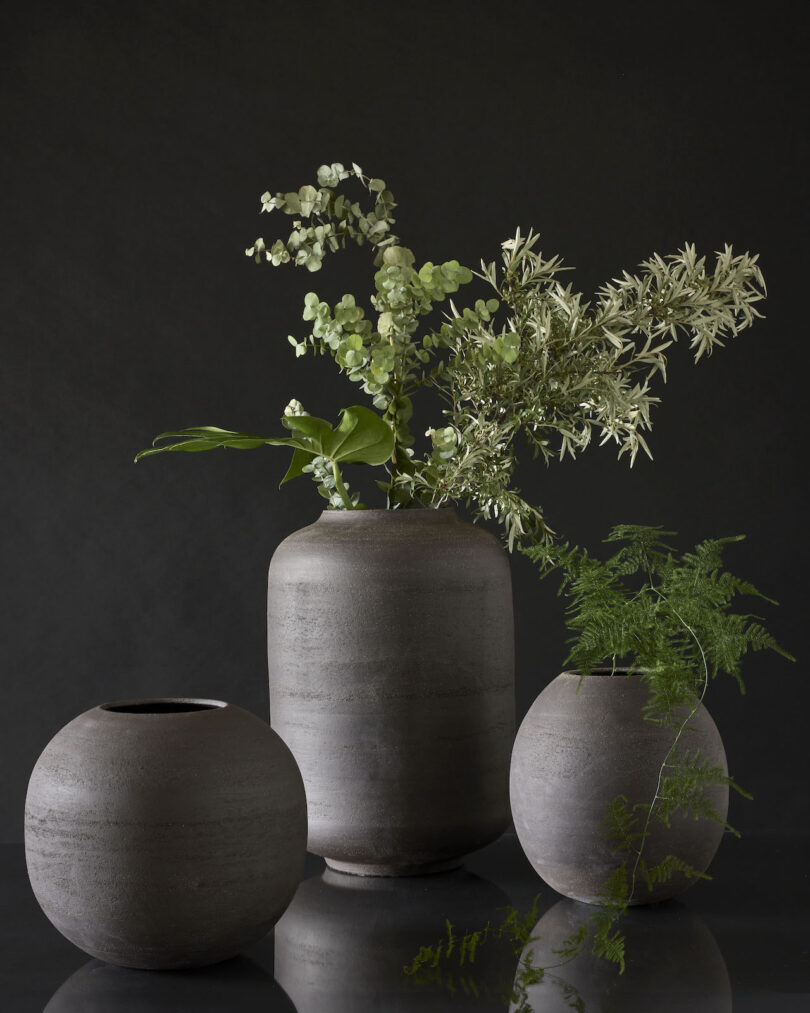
[
  {"left": 331, "top": 459, "right": 354, "bottom": 510},
  {"left": 384, "top": 344, "right": 414, "bottom": 507},
  {"left": 627, "top": 596, "right": 709, "bottom": 901}
]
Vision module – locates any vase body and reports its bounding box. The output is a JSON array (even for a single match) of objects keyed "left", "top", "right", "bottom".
[
  {"left": 510, "top": 670, "right": 729, "bottom": 904},
  {"left": 267, "top": 508, "right": 515, "bottom": 875},
  {"left": 25, "top": 699, "right": 307, "bottom": 969}
]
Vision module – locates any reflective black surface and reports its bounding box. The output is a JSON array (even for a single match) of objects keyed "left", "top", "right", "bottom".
[{"left": 2, "top": 832, "right": 808, "bottom": 1011}]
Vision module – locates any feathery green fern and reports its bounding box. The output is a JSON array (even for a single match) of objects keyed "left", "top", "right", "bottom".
[{"left": 522, "top": 524, "right": 793, "bottom": 970}]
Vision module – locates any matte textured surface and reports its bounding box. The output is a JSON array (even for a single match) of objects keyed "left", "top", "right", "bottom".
[
  {"left": 25, "top": 701, "right": 307, "bottom": 969},
  {"left": 510, "top": 671, "right": 728, "bottom": 904},
  {"left": 2, "top": 832, "right": 808, "bottom": 1011},
  {"left": 267, "top": 509, "right": 515, "bottom": 874}
]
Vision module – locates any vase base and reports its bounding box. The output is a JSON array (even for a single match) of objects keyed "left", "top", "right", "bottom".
[{"left": 324, "top": 856, "right": 464, "bottom": 877}]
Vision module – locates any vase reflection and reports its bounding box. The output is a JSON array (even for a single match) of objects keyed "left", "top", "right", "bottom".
[
  {"left": 44, "top": 955, "right": 296, "bottom": 1012},
  {"left": 274, "top": 867, "right": 517, "bottom": 1011},
  {"left": 510, "top": 898, "right": 732, "bottom": 1013}
]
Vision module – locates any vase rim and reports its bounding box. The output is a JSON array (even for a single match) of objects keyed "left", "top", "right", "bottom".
[
  {"left": 560, "top": 667, "right": 643, "bottom": 678},
  {"left": 317, "top": 506, "right": 459, "bottom": 522},
  {"left": 97, "top": 698, "right": 228, "bottom": 715}
]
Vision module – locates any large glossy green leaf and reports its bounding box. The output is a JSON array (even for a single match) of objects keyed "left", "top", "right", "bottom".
[
  {"left": 135, "top": 406, "right": 394, "bottom": 475},
  {"left": 327, "top": 405, "right": 395, "bottom": 464}
]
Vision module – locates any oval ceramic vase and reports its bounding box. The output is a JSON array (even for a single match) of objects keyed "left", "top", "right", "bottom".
[
  {"left": 25, "top": 699, "right": 307, "bottom": 969},
  {"left": 267, "top": 508, "right": 515, "bottom": 875},
  {"left": 510, "top": 670, "right": 729, "bottom": 904}
]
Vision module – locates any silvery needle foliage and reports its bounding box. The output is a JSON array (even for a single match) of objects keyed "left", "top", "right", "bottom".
[
  {"left": 142, "top": 162, "right": 765, "bottom": 549},
  {"left": 424, "top": 231, "right": 766, "bottom": 547}
]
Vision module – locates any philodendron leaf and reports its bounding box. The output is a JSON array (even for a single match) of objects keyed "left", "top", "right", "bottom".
[
  {"left": 135, "top": 406, "right": 394, "bottom": 486},
  {"left": 323, "top": 404, "right": 395, "bottom": 464},
  {"left": 276, "top": 405, "right": 394, "bottom": 467},
  {"left": 279, "top": 445, "right": 316, "bottom": 486}
]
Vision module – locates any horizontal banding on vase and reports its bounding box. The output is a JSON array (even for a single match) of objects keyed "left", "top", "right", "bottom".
[
  {"left": 267, "top": 508, "right": 515, "bottom": 875},
  {"left": 25, "top": 700, "right": 307, "bottom": 968},
  {"left": 510, "top": 669, "right": 728, "bottom": 905}
]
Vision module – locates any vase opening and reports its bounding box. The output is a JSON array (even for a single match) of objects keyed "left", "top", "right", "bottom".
[
  {"left": 562, "top": 667, "right": 641, "bottom": 678},
  {"left": 99, "top": 700, "right": 226, "bottom": 714}
]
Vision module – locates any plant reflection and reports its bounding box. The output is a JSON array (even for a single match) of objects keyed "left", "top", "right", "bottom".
[
  {"left": 274, "top": 867, "right": 516, "bottom": 1011},
  {"left": 512, "top": 898, "right": 732, "bottom": 1012},
  {"left": 407, "top": 896, "right": 731, "bottom": 1012},
  {"left": 44, "top": 955, "right": 296, "bottom": 1012}
]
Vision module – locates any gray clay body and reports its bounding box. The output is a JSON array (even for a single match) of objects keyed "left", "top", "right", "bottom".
[
  {"left": 267, "top": 509, "right": 515, "bottom": 875},
  {"left": 510, "top": 670, "right": 729, "bottom": 904},
  {"left": 25, "top": 699, "right": 307, "bottom": 969}
]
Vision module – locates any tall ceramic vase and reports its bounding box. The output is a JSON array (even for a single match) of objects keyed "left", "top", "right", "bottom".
[
  {"left": 267, "top": 508, "right": 515, "bottom": 875},
  {"left": 510, "top": 669, "right": 729, "bottom": 905},
  {"left": 25, "top": 699, "right": 307, "bottom": 969}
]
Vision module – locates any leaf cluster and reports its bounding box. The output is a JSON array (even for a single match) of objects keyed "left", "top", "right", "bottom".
[
  {"left": 524, "top": 524, "right": 792, "bottom": 713},
  {"left": 136, "top": 403, "right": 393, "bottom": 510},
  {"left": 137, "top": 163, "right": 767, "bottom": 548},
  {"left": 522, "top": 523, "right": 793, "bottom": 971},
  {"left": 420, "top": 231, "right": 766, "bottom": 546}
]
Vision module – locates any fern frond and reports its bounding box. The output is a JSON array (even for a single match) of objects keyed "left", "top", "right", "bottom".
[
  {"left": 638, "top": 854, "right": 710, "bottom": 891},
  {"left": 653, "top": 748, "right": 734, "bottom": 828}
]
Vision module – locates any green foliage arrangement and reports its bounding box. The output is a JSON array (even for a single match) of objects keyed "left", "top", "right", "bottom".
[
  {"left": 136, "top": 161, "right": 766, "bottom": 547},
  {"left": 523, "top": 524, "right": 794, "bottom": 969}
]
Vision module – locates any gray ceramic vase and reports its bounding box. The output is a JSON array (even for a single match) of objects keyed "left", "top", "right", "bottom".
[
  {"left": 510, "top": 669, "right": 729, "bottom": 904},
  {"left": 25, "top": 699, "right": 307, "bottom": 969},
  {"left": 267, "top": 508, "right": 515, "bottom": 875}
]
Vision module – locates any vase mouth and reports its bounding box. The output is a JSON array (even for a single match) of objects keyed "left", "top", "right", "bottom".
[
  {"left": 98, "top": 698, "right": 227, "bottom": 714},
  {"left": 560, "top": 667, "right": 642, "bottom": 678},
  {"left": 318, "top": 506, "right": 458, "bottom": 522}
]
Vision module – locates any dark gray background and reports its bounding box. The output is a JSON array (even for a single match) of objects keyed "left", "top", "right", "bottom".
[{"left": 2, "top": 1, "right": 807, "bottom": 842}]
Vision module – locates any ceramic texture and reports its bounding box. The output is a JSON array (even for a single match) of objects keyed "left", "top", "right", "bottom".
[
  {"left": 510, "top": 670, "right": 729, "bottom": 904},
  {"left": 25, "top": 699, "right": 307, "bottom": 969},
  {"left": 267, "top": 508, "right": 515, "bottom": 875}
]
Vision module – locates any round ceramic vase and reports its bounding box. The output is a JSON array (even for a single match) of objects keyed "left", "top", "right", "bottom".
[
  {"left": 510, "top": 669, "right": 729, "bottom": 905},
  {"left": 267, "top": 508, "right": 515, "bottom": 876},
  {"left": 25, "top": 699, "right": 307, "bottom": 969}
]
